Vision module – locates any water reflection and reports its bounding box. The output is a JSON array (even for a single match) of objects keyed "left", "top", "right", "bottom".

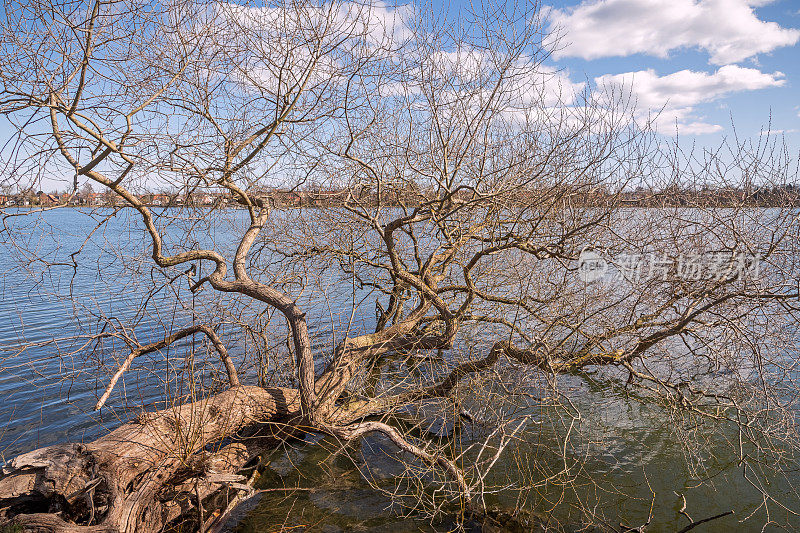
[{"left": 0, "top": 208, "right": 798, "bottom": 531}]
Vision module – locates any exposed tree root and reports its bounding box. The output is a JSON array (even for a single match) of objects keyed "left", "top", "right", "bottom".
[
  {"left": 0, "top": 386, "right": 300, "bottom": 533},
  {"left": 0, "top": 334, "right": 643, "bottom": 533}
]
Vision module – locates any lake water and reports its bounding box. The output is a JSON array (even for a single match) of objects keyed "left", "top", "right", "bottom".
[{"left": 1, "top": 208, "right": 798, "bottom": 531}]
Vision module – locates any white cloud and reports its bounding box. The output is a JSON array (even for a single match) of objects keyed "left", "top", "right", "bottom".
[
  {"left": 425, "top": 49, "right": 585, "bottom": 107},
  {"left": 419, "top": 49, "right": 587, "bottom": 127},
  {"left": 595, "top": 65, "right": 786, "bottom": 134},
  {"left": 211, "top": 1, "right": 414, "bottom": 94},
  {"left": 353, "top": 2, "right": 415, "bottom": 48},
  {"left": 549, "top": 0, "right": 800, "bottom": 64}
]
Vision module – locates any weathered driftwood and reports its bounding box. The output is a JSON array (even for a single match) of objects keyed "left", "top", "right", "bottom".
[{"left": 0, "top": 386, "right": 300, "bottom": 533}]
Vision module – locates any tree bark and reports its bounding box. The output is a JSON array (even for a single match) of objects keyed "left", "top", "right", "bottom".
[{"left": 0, "top": 386, "right": 300, "bottom": 533}]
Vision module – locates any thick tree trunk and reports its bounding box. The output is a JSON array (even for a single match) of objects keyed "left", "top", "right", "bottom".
[{"left": 0, "top": 386, "right": 300, "bottom": 533}]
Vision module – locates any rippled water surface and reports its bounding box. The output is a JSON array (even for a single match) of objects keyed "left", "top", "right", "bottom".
[{"left": 1, "top": 208, "right": 799, "bottom": 532}]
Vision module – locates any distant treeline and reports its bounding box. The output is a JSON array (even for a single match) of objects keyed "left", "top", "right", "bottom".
[
  {"left": 3, "top": 184, "right": 799, "bottom": 208},
  {"left": 614, "top": 184, "right": 800, "bottom": 207}
]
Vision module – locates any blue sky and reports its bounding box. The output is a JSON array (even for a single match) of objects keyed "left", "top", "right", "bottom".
[
  {"left": 3, "top": 0, "right": 798, "bottom": 192},
  {"left": 529, "top": 0, "right": 800, "bottom": 144}
]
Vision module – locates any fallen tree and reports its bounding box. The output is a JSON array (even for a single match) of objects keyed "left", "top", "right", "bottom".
[
  {"left": 0, "top": 386, "right": 299, "bottom": 531},
  {"left": 2, "top": 0, "right": 800, "bottom": 531}
]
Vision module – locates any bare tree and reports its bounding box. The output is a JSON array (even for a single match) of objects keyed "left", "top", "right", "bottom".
[{"left": 1, "top": 0, "right": 799, "bottom": 531}]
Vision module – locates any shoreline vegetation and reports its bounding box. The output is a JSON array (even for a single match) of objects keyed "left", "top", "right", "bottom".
[
  {"left": 1, "top": 0, "right": 799, "bottom": 530},
  {"left": 2, "top": 183, "right": 800, "bottom": 209}
]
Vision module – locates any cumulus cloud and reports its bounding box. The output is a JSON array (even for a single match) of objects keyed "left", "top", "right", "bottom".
[
  {"left": 548, "top": 0, "right": 800, "bottom": 64},
  {"left": 595, "top": 65, "right": 786, "bottom": 134},
  {"left": 415, "top": 49, "right": 587, "bottom": 129},
  {"left": 212, "top": 1, "right": 415, "bottom": 94},
  {"left": 425, "top": 49, "right": 585, "bottom": 107},
  {"left": 763, "top": 129, "right": 798, "bottom": 135},
  {"left": 352, "top": 1, "right": 415, "bottom": 48}
]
